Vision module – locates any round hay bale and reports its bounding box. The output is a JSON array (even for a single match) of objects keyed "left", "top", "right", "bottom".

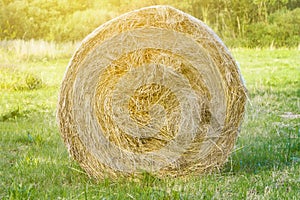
[{"left": 57, "top": 5, "right": 247, "bottom": 179}]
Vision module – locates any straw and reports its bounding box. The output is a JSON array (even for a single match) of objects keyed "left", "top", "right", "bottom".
[{"left": 57, "top": 5, "right": 247, "bottom": 179}]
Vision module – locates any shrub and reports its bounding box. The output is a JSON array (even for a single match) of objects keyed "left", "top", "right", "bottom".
[
  {"left": 0, "top": 68, "right": 44, "bottom": 91},
  {"left": 49, "top": 9, "right": 116, "bottom": 42},
  {"left": 244, "top": 8, "right": 300, "bottom": 47}
]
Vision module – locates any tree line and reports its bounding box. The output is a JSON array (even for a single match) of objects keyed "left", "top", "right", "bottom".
[{"left": 1, "top": 0, "right": 299, "bottom": 47}]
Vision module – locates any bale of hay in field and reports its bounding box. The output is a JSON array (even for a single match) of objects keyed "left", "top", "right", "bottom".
[{"left": 57, "top": 5, "right": 247, "bottom": 179}]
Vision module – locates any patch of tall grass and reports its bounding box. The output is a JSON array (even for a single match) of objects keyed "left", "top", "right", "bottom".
[
  {"left": 0, "top": 40, "right": 77, "bottom": 91},
  {"left": 0, "top": 67, "right": 44, "bottom": 91},
  {"left": 0, "top": 39, "right": 79, "bottom": 62}
]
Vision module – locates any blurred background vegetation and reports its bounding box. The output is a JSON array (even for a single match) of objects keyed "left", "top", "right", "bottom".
[{"left": 0, "top": 0, "right": 299, "bottom": 47}]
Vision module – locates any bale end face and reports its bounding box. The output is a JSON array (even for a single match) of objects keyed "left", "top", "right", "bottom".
[{"left": 57, "top": 5, "right": 247, "bottom": 179}]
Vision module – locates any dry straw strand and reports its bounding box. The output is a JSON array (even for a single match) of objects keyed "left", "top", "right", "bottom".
[{"left": 57, "top": 5, "right": 247, "bottom": 179}]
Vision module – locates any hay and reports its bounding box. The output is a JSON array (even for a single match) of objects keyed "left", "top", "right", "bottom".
[{"left": 57, "top": 5, "right": 247, "bottom": 179}]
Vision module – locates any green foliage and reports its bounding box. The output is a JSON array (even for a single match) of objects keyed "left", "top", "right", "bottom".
[
  {"left": 0, "top": 67, "right": 44, "bottom": 91},
  {"left": 0, "top": 0, "right": 88, "bottom": 40},
  {"left": 7, "top": 183, "right": 34, "bottom": 200},
  {"left": 0, "top": 0, "right": 299, "bottom": 47},
  {"left": 50, "top": 9, "right": 116, "bottom": 41},
  {"left": 244, "top": 8, "right": 300, "bottom": 47},
  {"left": 25, "top": 73, "right": 43, "bottom": 90},
  {"left": 0, "top": 107, "right": 24, "bottom": 122}
]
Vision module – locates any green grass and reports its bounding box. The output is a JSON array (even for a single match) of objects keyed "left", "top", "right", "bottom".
[{"left": 0, "top": 41, "right": 299, "bottom": 199}]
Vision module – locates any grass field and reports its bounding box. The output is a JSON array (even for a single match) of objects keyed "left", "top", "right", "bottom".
[{"left": 0, "top": 41, "right": 299, "bottom": 199}]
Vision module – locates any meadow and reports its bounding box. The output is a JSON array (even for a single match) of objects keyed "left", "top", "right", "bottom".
[{"left": 0, "top": 40, "right": 299, "bottom": 199}]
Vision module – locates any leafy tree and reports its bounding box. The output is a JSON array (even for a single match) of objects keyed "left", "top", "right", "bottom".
[{"left": 0, "top": 0, "right": 299, "bottom": 47}]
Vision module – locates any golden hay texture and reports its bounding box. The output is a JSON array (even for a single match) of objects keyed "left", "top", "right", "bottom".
[{"left": 57, "top": 5, "right": 247, "bottom": 179}]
